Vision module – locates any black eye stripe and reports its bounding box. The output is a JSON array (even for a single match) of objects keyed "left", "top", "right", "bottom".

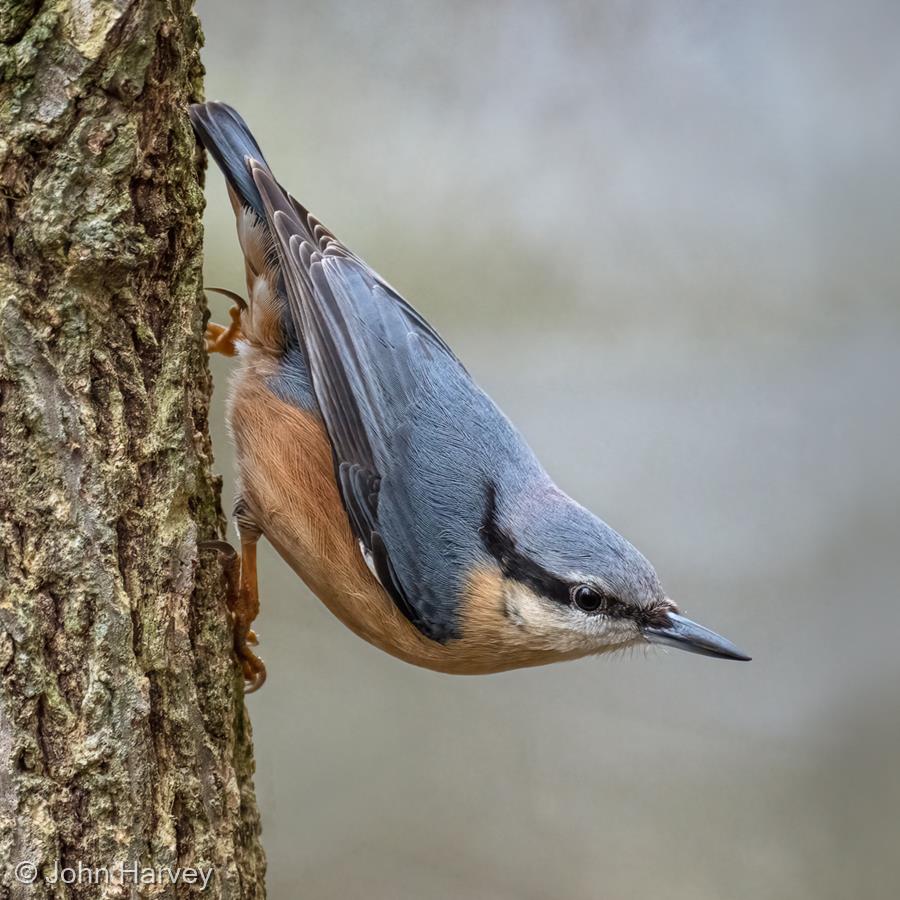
[
  {"left": 481, "top": 482, "right": 635, "bottom": 619},
  {"left": 480, "top": 483, "right": 571, "bottom": 605}
]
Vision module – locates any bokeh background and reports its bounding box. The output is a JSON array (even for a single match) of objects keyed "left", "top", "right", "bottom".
[{"left": 195, "top": 2, "right": 900, "bottom": 898}]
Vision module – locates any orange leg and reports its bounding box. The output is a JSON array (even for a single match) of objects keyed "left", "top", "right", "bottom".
[
  {"left": 205, "top": 305, "right": 243, "bottom": 357},
  {"left": 232, "top": 531, "right": 266, "bottom": 692},
  {"left": 201, "top": 534, "right": 267, "bottom": 692}
]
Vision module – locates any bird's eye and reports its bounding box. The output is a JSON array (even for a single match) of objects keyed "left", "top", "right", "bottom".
[{"left": 571, "top": 585, "right": 606, "bottom": 613}]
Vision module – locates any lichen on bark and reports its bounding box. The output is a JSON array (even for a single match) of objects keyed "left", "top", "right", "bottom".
[{"left": 0, "top": 2, "right": 265, "bottom": 897}]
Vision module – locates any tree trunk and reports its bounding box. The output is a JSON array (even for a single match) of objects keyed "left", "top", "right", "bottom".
[{"left": 0, "top": 2, "right": 265, "bottom": 898}]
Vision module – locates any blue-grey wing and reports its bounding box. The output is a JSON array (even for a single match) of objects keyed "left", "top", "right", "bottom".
[{"left": 250, "top": 164, "right": 539, "bottom": 641}]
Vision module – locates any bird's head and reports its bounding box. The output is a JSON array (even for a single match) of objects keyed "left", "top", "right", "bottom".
[{"left": 480, "top": 483, "right": 750, "bottom": 662}]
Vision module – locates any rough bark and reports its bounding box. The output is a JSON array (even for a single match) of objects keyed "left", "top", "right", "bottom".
[{"left": 0, "top": 2, "right": 265, "bottom": 898}]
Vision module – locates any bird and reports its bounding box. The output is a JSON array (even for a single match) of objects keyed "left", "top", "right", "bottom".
[{"left": 189, "top": 101, "right": 750, "bottom": 691}]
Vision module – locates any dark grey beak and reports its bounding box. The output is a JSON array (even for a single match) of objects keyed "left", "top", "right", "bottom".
[{"left": 643, "top": 612, "right": 751, "bottom": 661}]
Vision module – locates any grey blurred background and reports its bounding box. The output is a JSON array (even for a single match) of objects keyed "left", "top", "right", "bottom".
[{"left": 195, "top": 2, "right": 900, "bottom": 898}]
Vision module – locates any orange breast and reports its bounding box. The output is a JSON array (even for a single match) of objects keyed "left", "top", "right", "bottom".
[{"left": 227, "top": 357, "right": 580, "bottom": 674}]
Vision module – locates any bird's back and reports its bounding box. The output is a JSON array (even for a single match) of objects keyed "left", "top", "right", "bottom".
[{"left": 190, "top": 101, "right": 551, "bottom": 644}]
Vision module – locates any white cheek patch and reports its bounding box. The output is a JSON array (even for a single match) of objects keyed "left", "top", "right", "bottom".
[
  {"left": 504, "top": 582, "right": 641, "bottom": 652},
  {"left": 507, "top": 585, "right": 570, "bottom": 633},
  {"left": 504, "top": 583, "right": 579, "bottom": 650}
]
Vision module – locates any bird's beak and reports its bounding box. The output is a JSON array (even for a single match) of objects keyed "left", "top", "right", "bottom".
[{"left": 642, "top": 611, "right": 751, "bottom": 661}]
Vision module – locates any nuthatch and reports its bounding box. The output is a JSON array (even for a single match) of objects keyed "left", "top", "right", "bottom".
[{"left": 190, "top": 102, "right": 750, "bottom": 691}]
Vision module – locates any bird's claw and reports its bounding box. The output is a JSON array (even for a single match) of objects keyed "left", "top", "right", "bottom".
[
  {"left": 200, "top": 538, "right": 267, "bottom": 693},
  {"left": 237, "top": 638, "right": 267, "bottom": 693},
  {"left": 199, "top": 539, "right": 237, "bottom": 561}
]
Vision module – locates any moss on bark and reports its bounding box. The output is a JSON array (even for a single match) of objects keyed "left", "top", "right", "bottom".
[{"left": 0, "top": 2, "right": 265, "bottom": 897}]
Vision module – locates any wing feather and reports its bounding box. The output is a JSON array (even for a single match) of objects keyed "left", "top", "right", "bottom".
[{"left": 250, "top": 163, "right": 470, "bottom": 637}]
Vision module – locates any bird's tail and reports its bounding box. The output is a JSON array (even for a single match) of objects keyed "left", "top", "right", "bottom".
[{"left": 188, "top": 101, "right": 271, "bottom": 221}]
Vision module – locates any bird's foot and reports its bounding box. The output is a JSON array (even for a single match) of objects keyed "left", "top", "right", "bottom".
[
  {"left": 200, "top": 538, "right": 267, "bottom": 693},
  {"left": 205, "top": 304, "right": 243, "bottom": 356}
]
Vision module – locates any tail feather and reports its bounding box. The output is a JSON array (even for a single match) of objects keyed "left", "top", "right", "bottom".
[{"left": 189, "top": 101, "right": 270, "bottom": 220}]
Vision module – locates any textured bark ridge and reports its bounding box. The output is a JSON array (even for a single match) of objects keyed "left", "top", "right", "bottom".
[{"left": 0, "top": 2, "right": 265, "bottom": 897}]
